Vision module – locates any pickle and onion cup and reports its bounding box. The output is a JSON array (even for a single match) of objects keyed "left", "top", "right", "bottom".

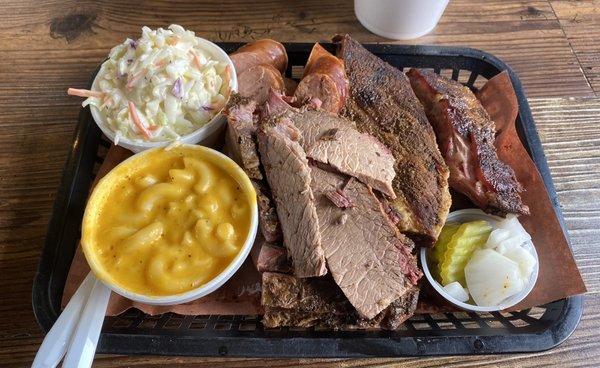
[{"left": 420, "top": 209, "right": 539, "bottom": 312}]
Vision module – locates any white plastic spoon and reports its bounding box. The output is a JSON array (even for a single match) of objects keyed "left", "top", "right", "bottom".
[
  {"left": 32, "top": 272, "right": 96, "bottom": 368},
  {"left": 62, "top": 276, "right": 111, "bottom": 368}
]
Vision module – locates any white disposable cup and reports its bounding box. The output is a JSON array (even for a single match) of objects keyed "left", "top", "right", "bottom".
[
  {"left": 420, "top": 209, "right": 539, "bottom": 312},
  {"left": 354, "top": 0, "right": 449, "bottom": 40},
  {"left": 90, "top": 37, "right": 237, "bottom": 153}
]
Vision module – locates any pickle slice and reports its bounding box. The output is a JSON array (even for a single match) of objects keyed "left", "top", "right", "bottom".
[
  {"left": 439, "top": 220, "right": 492, "bottom": 286},
  {"left": 432, "top": 223, "right": 460, "bottom": 265}
]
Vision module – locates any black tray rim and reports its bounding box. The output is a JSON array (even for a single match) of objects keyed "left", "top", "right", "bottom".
[{"left": 32, "top": 42, "right": 584, "bottom": 357}]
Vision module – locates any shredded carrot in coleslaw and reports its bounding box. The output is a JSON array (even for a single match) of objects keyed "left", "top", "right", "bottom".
[
  {"left": 154, "top": 58, "right": 168, "bottom": 68},
  {"left": 189, "top": 49, "right": 204, "bottom": 70},
  {"left": 128, "top": 101, "right": 152, "bottom": 140},
  {"left": 100, "top": 97, "right": 113, "bottom": 109},
  {"left": 67, "top": 88, "right": 104, "bottom": 99}
]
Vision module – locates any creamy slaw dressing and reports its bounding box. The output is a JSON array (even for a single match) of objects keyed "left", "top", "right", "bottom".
[{"left": 83, "top": 25, "right": 230, "bottom": 143}]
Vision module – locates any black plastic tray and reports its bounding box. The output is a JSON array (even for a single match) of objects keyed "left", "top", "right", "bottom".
[{"left": 33, "top": 42, "right": 583, "bottom": 357}]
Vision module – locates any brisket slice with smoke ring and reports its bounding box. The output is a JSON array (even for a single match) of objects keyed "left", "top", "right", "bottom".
[{"left": 257, "top": 118, "right": 327, "bottom": 278}]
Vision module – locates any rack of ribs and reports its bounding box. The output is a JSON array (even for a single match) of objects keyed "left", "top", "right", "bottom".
[{"left": 406, "top": 68, "right": 529, "bottom": 216}]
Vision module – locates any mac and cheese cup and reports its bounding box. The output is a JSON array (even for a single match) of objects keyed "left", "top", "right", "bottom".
[{"left": 81, "top": 144, "right": 258, "bottom": 305}]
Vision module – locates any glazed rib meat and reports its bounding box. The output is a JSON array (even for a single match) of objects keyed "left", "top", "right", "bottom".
[
  {"left": 335, "top": 34, "right": 451, "bottom": 246},
  {"left": 406, "top": 68, "right": 529, "bottom": 215},
  {"left": 257, "top": 118, "right": 327, "bottom": 278}
]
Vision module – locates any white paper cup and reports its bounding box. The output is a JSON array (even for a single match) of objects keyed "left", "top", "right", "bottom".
[
  {"left": 420, "top": 209, "right": 539, "bottom": 312},
  {"left": 355, "top": 0, "right": 449, "bottom": 40}
]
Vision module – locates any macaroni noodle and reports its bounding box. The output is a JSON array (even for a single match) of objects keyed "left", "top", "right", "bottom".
[{"left": 82, "top": 146, "right": 254, "bottom": 296}]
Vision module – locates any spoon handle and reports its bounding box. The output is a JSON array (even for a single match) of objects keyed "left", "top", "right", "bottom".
[
  {"left": 32, "top": 273, "right": 96, "bottom": 368},
  {"left": 62, "top": 277, "right": 111, "bottom": 368}
]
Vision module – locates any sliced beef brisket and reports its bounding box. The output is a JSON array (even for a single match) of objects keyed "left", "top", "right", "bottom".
[
  {"left": 256, "top": 118, "right": 327, "bottom": 278},
  {"left": 310, "top": 165, "right": 421, "bottom": 319},
  {"left": 224, "top": 94, "right": 262, "bottom": 179},
  {"left": 252, "top": 180, "right": 282, "bottom": 243},
  {"left": 251, "top": 239, "right": 292, "bottom": 274},
  {"left": 262, "top": 272, "right": 419, "bottom": 329},
  {"left": 265, "top": 91, "right": 397, "bottom": 198},
  {"left": 335, "top": 34, "right": 451, "bottom": 246},
  {"left": 307, "top": 126, "right": 396, "bottom": 198}
]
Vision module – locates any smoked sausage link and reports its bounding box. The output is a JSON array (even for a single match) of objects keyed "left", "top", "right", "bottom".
[
  {"left": 294, "top": 43, "right": 349, "bottom": 113},
  {"left": 237, "top": 64, "right": 285, "bottom": 105},
  {"left": 230, "top": 39, "right": 288, "bottom": 75}
]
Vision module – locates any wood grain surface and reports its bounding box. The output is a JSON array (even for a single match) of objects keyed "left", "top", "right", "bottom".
[
  {"left": 0, "top": 0, "right": 599, "bottom": 367},
  {"left": 551, "top": 0, "right": 600, "bottom": 94}
]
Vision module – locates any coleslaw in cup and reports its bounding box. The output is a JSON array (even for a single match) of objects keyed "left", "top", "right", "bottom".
[{"left": 69, "top": 25, "right": 237, "bottom": 152}]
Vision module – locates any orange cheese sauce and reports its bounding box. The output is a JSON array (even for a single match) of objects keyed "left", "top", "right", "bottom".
[{"left": 82, "top": 146, "right": 253, "bottom": 296}]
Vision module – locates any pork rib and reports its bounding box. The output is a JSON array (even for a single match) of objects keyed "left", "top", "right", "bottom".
[{"left": 406, "top": 68, "right": 529, "bottom": 215}]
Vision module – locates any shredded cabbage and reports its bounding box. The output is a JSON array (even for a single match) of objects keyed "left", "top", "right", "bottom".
[{"left": 86, "top": 24, "right": 231, "bottom": 142}]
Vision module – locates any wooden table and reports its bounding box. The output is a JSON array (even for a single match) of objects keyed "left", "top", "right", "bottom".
[{"left": 1, "top": 0, "right": 599, "bottom": 366}]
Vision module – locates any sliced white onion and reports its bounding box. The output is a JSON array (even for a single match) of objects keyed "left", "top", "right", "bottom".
[
  {"left": 504, "top": 246, "right": 536, "bottom": 281},
  {"left": 484, "top": 228, "right": 511, "bottom": 248},
  {"left": 465, "top": 249, "right": 525, "bottom": 307},
  {"left": 496, "top": 214, "right": 531, "bottom": 241},
  {"left": 443, "top": 281, "right": 470, "bottom": 303},
  {"left": 486, "top": 215, "right": 532, "bottom": 254},
  {"left": 495, "top": 234, "right": 529, "bottom": 254}
]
